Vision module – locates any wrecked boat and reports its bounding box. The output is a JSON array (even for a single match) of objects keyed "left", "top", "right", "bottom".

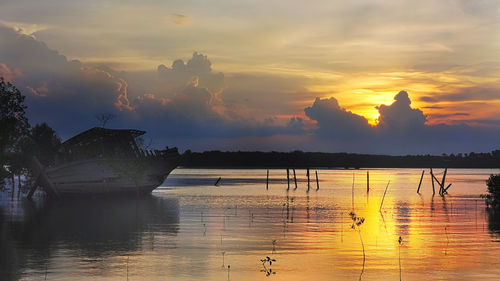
[{"left": 29, "top": 127, "right": 179, "bottom": 198}]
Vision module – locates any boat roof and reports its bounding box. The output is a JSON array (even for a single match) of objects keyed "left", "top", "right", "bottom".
[{"left": 62, "top": 127, "right": 146, "bottom": 147}]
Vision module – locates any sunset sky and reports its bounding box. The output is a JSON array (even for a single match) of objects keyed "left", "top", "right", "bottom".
[{"left": 1, "top": 0, "right": 499, "bottom": 154}]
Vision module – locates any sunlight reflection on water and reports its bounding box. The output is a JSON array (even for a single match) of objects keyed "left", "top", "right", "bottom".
[{"left": 2, "top": 168, "right": 500, "bottom": 280}]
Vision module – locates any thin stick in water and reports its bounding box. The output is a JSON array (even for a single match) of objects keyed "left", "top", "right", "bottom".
[
  {"left": 379, "top": 180, "right": 391, "bottom": 212},
  {"left": 315, "top": 171, "right": 319, "bottom": 191},
  {"left": 286, "top": 168, "right": 290, "bottom": 190},
  {"left": 352, "top": 173, "right": 355, "bottom": 210},
  {"left": 417, "top": 170, "right": 425, "bottom": 193},
  {"left": 266, "top": 169, "right": 269, "bottom": 190},
  {"left": 293, "top": 169, "right": 298, "bottom": 190},
  {"left": 366, "top": 171, "right": 369, "bottom": 193}
]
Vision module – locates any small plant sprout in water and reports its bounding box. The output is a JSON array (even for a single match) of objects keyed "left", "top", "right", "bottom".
[
  {"left": 398, "top": 236, "right": 403, "bottom": 281},
  {"left": 349, "top": 211, "right": 365, "bottom": 281},
  {"left": 227, "top": 264, "right": 230, "bottom": 281},
  {"left": 260, "top": 256, "right": 277, "bottom": 276}
]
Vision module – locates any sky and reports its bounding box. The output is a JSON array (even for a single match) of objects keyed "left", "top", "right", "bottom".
[{"left": 0, "top": 0, "right": 499, "bottom": 154}]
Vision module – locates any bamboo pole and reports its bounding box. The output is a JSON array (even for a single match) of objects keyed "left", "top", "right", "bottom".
[
  {"left": 266, "top": 169, "right": 269, "bottom": 190},
  {"left": 366, "top": 171, "right": 370, "bottom": 193},
  {"left": 352, "top": 173, "right": 355, "bottom": 210},
  {"left": 444, "top": 183, "right": 452, "bottom": 193},
  {"left": 293, "top": 169, "right": 297, "bottom": 190},
  {"left": 430, "top": 168, "right": 435, "bottom": 195},
  {"left": 440, "top": 168, "right": 448, "bottom": 195},
  {"left": 379, "top": 180, "right": 391, "bottom": 212},
  {"left": 417, "top": 170, "right": 425, "bottom": 193},
  {"left": 286, "top": 168, "right": 290, "bottom": 190},
  {"left": 315, "top": 171, "right": 319, "bottom": 191}
]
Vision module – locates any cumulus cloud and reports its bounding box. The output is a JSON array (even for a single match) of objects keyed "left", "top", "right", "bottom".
[
  {"left": 302, "top": 90, "right": 500, "bottom": 154},
  {"left": 0, "top": 24, "right": 300, "bottom": 145},
  {"left": 0, "top": 24, "right": 136, "bottom": 135},
  {"left": 377, "top": 90, "right": 427, "bottom": 131},
  {"left": 156, "top": 52, "right": 225, "bottom": 95},
  {"left": 304, "top": 96, "right": 371, "bottom": 138},
  {"left": 2, "top": 23, "right": 500, "bottom": 154}
]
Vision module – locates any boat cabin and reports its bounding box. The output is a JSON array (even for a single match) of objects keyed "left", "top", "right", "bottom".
[{"left": 57, "top": 127, "right": 146, "bottom": 163}]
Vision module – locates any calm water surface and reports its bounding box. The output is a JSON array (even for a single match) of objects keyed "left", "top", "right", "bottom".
[{"left": 1, "top": 168, "right": 500, "bottom": 280}]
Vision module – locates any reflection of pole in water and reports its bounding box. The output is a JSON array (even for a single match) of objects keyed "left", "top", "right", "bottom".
[
  {"left": 307, "top": 168, "right": 310, "bottom": 192},
  {"left": 475, "top": 199, "right": 478, "bottom": 230},
  {"left": 341, "top": 211, "right": 344, "bottom": 243},
  {"left": 352, "top": 173, "right": 355, "bottom": 210},
  {"left": 444, "top": 226, "right": 449, "bottom": 255},
  {"left": 306, "top": 194, "right": 310, "bottom": 222},
  {"left": 293, "top": 169, "right": 298, "bottom": 190}
]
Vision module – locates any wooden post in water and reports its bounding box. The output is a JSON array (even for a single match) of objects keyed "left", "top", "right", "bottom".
[
  {"left": 430, "top": 168, "right": 436, "bottom": 195},
  {"left": 440, "top": 168, "right": 448, "bottom": 196},
  {"left": 315, "top": 171, "right": 319, "bottom": 191},
  {"left": 366, "top": 171, "right": 370, "bottom": 193},
  {"left": 306, "top": 168, "right": 310, "bottom": 192},
  {"left": 293, "top": 169, "right": 298, "bottom": 190},
  {"left": 417, "top": 170, "right": 425, "bottom": 193},
  {"left": 266, "top": 169, "right": 269, "bottom": 190},
  {"left": 444, "top": 183, "right": 452, "bottom": 193},
  {"left": 286, "top": 168, "right": 290, "bottom": 191}
]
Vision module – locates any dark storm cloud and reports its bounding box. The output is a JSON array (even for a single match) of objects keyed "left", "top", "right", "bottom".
[
  {"left": 377, "top": 91, "right": 426, "bottom": 131},
  {"left": 0, "top": 25, "right": 300, "bottom": 143},
  {"left": 0, "top": 24, "right": 130, "bottom": 137},
  {"left": 304, "top": 96, "right": 371, "bottom": 139}
]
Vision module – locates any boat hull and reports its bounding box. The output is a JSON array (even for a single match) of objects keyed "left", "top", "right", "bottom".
[{"left": 44, "top": 157, "right": 177, "bottom": 195}]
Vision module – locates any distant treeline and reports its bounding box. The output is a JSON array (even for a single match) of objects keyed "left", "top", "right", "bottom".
[{"left": 181, "top": 150, "right": 500, "bottom": 168}]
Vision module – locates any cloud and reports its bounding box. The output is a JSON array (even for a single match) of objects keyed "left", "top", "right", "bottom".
[
  {"left": 0, "top": 25, "right": 301, "bottom": 144},
  {"left": 153, "top": 52, "right": 225, "bottom": 102},
  {"left": 377, "top": 90, "right": 427, "bottom": 131},
  {"left": 1, "top": 23, "right": 500, "bottom": 154},
  {"left": 0, "top": 24, "right": 134, "bottom": 135},
  {"left": 0, "top": 63, "right": 22, "bottom": 82},
  {"left": 302, "top": 90, "right": 500, "bottom": 154},
  {"left": 420, "top": 86, "right": 500, "bottom": 102},
  {"left": 304, "top": 96, "right": 371, "bottom": 138},
  {"left": 169, "top": 13, "right": 190, "bottom": 26}
]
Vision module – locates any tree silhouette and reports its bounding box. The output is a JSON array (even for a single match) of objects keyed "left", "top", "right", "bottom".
[
  {"left": 0, "top": 77, "right": 30, "bottom": 188},
  {"left": 95, "top": 113, "right": 115, "bottom": 128}
]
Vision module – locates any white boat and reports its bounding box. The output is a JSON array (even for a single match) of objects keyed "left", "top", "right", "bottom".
[{"left": 28, "top": 127, "right": 179, "bottom": 198}]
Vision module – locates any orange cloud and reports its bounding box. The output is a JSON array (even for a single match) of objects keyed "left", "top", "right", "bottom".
[{"left": 0, "top": 63, "right": 22, "bottom": 82}]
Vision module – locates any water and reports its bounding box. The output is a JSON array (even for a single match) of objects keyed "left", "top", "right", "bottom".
[{"left": 1, "top": 168, "right": 500, "bottom": 280}]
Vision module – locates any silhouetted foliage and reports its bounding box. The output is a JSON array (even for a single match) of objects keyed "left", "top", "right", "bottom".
[
  {"left": 0, "top": 77, "right": 30, "bottom": 186},
  {"left": 30, "top": 123, "right": 62, "bottom": 166},
  {"left": 484, "top": 174, "right": 500, "bottom": 209}
]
